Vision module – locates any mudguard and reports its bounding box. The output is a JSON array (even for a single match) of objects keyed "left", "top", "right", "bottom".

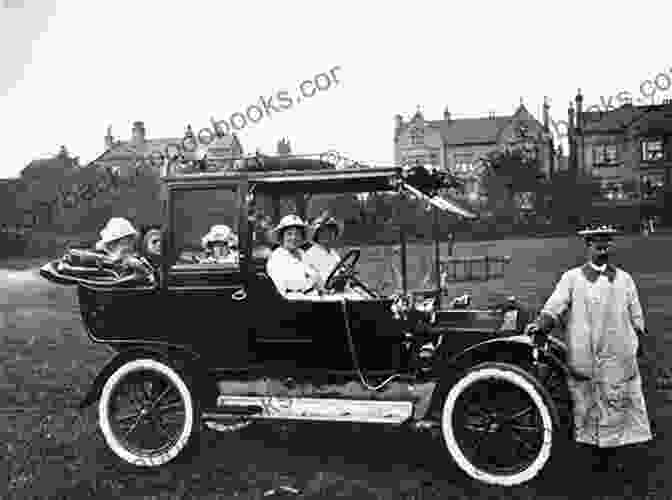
[
  {"left": 79, "top": 346, "right": 205, "bottom": 409},
  {"left": 423, "top": 334, "right": 569, "bottom": 420}
]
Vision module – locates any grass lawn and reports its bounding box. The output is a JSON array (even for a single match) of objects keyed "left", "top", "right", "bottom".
[{"left": 1, "top": 234, "right": 671, "bottom": 499}]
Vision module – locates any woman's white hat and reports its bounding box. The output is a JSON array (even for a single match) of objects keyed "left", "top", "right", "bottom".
[
  {"left": 270, "top": 214, "right": 307, "bottom": 244},
  {"left": 202, "top": 225, "right": 237, "bottom": 248},
  {"left": 309, "top": 215, "right": 343, "bottom": 242},
  {"left": 98, "top": 217, "right": 138, "bottom": 247}
]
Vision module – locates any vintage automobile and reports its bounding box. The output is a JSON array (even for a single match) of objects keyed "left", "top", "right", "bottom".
[{"left": 40, "top": 154, "right": 572, "bottom": 487}]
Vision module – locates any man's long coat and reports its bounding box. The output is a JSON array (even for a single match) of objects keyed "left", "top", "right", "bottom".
[{"left": 539, "top": 263, "right": 652, "bottom": 447}]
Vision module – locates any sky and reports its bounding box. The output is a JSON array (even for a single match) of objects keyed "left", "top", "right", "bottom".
[{"left": 1, "top": 0, "right": 671, "bottom": 178}]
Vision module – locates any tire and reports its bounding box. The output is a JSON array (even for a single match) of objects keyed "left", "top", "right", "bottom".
[
  {"left": 441, "top": 362, "right": 557, "bottom": 486},
  {"left": 530, "top": 358, "right": 573, "bottom": 443},
  {"left": 98, "top": 358, "right": 200, "bottom": 467}
]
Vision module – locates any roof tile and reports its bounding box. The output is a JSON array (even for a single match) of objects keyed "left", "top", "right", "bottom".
[{"left": 440, "top": 116, "right": 513, "bottom": 145}]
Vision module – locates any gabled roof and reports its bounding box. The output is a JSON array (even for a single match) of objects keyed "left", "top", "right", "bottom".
[
  {"left": 440, "top": 116, "right": 513, "bottom": 145},
  {"left": 582, "top": 103, "right": 672, "bottom": 135},
  {"left": 433, "top": 104, "right": 543, "bottom": 146},
  {"left": 89, "top": 133, "right": 243, "bottom": 166},
  {"left": 628, "top": 107, "right": 672, "bottom": 136},
  {"left": 20, "top": 154, "right": 77, "bottom": 179}
]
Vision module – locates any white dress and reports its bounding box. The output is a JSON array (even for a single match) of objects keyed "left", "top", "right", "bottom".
[
  {"left": 303, "top": 244, "right": 341, "bottom": 283},
  {"left": 266, "top": 247, "right": 321, "bottom": 296}
]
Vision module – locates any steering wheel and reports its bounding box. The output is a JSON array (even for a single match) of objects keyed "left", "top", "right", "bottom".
[{"left": 324, "top": 249, "right": 361, "bottom": 291}]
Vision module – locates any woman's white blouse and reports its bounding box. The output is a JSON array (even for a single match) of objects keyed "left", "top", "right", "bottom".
[
  {"left": 303, "top": 244, "right": 340, "bottom": 282},
  {"left": 266, "top": 247, "right": 320, "bottom": 294}
]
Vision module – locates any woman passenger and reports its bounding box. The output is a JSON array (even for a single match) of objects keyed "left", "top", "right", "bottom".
[
  {"left": 139, "top": 224, "right": 163, "bottom": 268},
  {"left": 266, "top": 214, "right": 322, "bottom": 297},
  {"left": 95, "top": 217, "right": 140, "bottom": 261},
  {"left": 95, "top": 217, "right": 155, "bottom": 280},
  {"left": 201, "top": 225, "right": 239, "bottom": 264},
  {"left": 303, "top": 214, "right": 343, "bottom": 283}
]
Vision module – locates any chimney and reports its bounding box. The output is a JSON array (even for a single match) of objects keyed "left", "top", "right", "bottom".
[
  {"left": 543, "top": 96, "right": 550, "bottom": 132},
  {"left": 575, "top": 89, "right": 583, "bottom": 132},
  {"left": 568, "top": 101, "right": 576, "bottom": 174},
  {"left": 488, "top": 111, "right": 496, "bottom": 119},
  {"left": 277, "top": 137, "right": 291, "bottom": 156},
  {"left": 131, "top": 121, "right": 146, "bottom": 145},
  {"left": 394, "top": 114, "right": 403, "bottom": 142},
  {"left": 568, "top": 101, "right": 575, "bottom": 134},
  {"left": 105, "top": 125, "right": 114, "bottom": 150},
  {"left": 185, "top": 125, "right": 194, "bottom": 139},
  {"left": 443, "top": 106, "right": 451, "bottom": 121}
]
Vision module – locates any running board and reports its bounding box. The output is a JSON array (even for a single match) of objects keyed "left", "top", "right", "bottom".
[{"left": 206, "top": 396, "right": 414, "bottom": 424}]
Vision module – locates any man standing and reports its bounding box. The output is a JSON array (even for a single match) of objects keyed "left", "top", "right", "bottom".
[{"left": 526, "top": 225, "right": 652, "bottom": 476}]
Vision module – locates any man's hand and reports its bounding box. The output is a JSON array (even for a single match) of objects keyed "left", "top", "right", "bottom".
[
  {"left": 524, "top": 322, "right": 540, "bottom": 335},
  {"left": 525, "top": 322, "right": 547, "bottom": 348}
]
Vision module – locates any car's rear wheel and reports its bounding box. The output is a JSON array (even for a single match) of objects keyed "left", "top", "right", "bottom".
[
  {"left": 98, "top": 358, "right": 200, "bottom": 467},
  {"left": 441, "top": 362, "right": 556, "bottom": 486}
]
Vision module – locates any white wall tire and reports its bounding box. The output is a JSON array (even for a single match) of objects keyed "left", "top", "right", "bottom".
[
  {"left": 98, "top": 358, "right": 199, "bottom": 467},
  {"left": 441, "top": 362, "right": 555, "bottom": 486}
]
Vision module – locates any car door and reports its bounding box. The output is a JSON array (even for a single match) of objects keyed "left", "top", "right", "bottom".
[
  {"left": 246, "top": 265, "right": 354, "bottom": 372},
  {"left": 163, "top": 183, "right": 252, "bottom": 369}
]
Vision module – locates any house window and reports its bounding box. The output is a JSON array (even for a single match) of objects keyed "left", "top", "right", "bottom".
[
  {"left": 641, "top": 139, "right": 664, "bottom": 162},
  {"left": 598, "top": 181, "right": 627, "bottom": 201},
  {"left": 409, "top": 126, "right": 424, "bottom": 146},
  {"left": 453, "top": 153, "right": 477, "bottom": 178},
  {"left": 515, "top": 192, "right": 534, "bottom": 210},
  {"left": 593, "top": 144, "right": 618, "bottom": 166},
  {"left": 640, "top": 174, "right": 665, "bottom": 200}
]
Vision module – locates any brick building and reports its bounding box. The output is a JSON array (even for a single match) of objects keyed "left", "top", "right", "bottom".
[
  {"left": 567, "top": 91, "right": 672, "bottom": 224},
  {"left": 94, "top": 121, "right": 244, "bottom": 176},
  {"left": 393, "top": 102, "right": 559, "bottom": 205}
]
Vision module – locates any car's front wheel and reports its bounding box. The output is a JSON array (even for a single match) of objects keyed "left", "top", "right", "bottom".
[
  {"left": 441, "top": 362, "right": 556, "bottom": 486},
  {"left": 98, "top": 358, "right": 200, "bottom": 467}
]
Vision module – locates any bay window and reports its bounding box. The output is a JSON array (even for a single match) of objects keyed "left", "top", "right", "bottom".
[{"left": 641, "top": 139, "right": 664, "bottom": 162}]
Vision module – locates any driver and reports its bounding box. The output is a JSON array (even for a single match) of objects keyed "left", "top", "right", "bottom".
[
  {"left": 303, "top": 214, "right": 343, "bottom": 283},
  {"left": 266, "top": 215, "right": 323, "bottom": 298}
]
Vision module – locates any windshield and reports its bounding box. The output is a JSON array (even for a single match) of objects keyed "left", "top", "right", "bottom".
[{"left": 251, "top": 189, "right": 441, "bottom": 295}]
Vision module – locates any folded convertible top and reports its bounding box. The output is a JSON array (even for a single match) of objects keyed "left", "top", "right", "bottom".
[{"left": 40, "top": 249, "right": 156, "bottom": 288}]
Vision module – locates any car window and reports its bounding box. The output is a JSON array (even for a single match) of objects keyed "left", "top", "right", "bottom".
[{"left": 170, "top": 187, "right": 240, "bottom": 268}]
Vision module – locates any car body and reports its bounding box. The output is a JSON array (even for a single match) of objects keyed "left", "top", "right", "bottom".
[{"left": 40, "top": 154, "right": 572, "bottom": 486}]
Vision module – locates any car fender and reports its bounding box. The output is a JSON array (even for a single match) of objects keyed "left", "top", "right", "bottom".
[
  {"left": 422, "top": 334, "right": 569, "bottom": 420},
  {"left": 79, "top": 346, "right": 205, "bottom": 409}
]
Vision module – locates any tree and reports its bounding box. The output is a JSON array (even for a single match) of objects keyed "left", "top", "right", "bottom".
[
  {"left": 545, "top": 170, "right": 601, "bottom": 227},
  {"left": 479, "top": 147, "right": 545, "bottom": 223}
]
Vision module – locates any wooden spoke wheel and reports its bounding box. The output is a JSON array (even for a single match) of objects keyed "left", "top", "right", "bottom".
[
  {"left": 442, "top": 362, "right": 556, "bottom": 486},
  {"left": 98, "top": 358, "right": 200, "bottom": 467}
]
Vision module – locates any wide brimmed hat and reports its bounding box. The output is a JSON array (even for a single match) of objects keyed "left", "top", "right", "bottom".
[
  {"left": 97, "top": 217, "right": 138, "bottom": 247},
  {"left": 270, "top": 214, "right": 308, "bottom": 244},
  {"left": 309, "top": 215, "right": 344, "bottom": 242},
  {"left": 577, "top": 224, "right": 621, "bottom": 241},
  {"left": 202, "top": 225, "right": 237, "bottom": 248}
]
